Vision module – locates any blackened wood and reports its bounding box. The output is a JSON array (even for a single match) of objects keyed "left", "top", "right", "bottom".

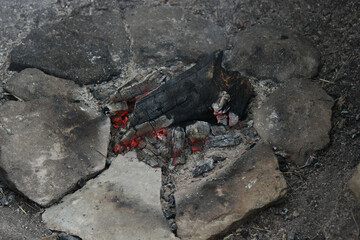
[{"left": 129, "top": 51, "right": 253, "bottom": 128}]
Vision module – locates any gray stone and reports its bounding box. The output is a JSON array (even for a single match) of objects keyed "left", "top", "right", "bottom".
[
  {"left": 9, "top": 11, "right": 130, "bottom": 85},
  {"left": 224, "top": 25, "right": 320, "bottom": 81},
  {"left": 42, "top": 152, "right": 178, "bottom": 240},
  {"left": 0, "top": 72, "right": 110, "bottom": 206},
  {"left": 186, "top": 121, "right": 211, "bottom": 140},
  {"left": 125, "top": 6, "right": 226, "bottom": 66},
  {"left": 349, "top": 164, "right": 360, "bottom": 203},
  {"left": 175, "top": 143, "right": 287, "bottom": 240},
  {"left": 254, "top": 78, "right": 333, "bottom": 165},
  {"left": 4, "top": 68, "right": 80, "bottom": 101}
]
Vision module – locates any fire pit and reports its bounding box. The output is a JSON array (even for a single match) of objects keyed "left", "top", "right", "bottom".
[{"left": 0, "top": 7, "right": 334, "bottom": 238}]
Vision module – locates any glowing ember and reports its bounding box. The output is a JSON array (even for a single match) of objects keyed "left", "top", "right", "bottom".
[
  {"left": 110, "top": 110, "right": 129, "bottom": 128},
  {"left": 113, "top": 138, "right": 140, "bottom": 153},
  {"left": 153, "top": 129, "right": 168, "bottom": 142},
  {"left": 188, "top": 138, "right": 207, "bottom": 153},
  {"left": 172, "top": 149, "right": 181, "bottom": 166}
]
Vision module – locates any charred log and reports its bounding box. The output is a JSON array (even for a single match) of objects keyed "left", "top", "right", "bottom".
[{"left": 128, "top": 51, "right": 253, "bottom": 129}]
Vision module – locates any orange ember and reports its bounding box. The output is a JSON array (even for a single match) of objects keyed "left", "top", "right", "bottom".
[
  {"left": 153, "top": 129, "right": 168, "bottom": 142},
  {"left": 110, "top": 110, "right": 129, "bottom": 128},
  {"left": 114, "top": 137, "right": 140, "bottom": 153}
]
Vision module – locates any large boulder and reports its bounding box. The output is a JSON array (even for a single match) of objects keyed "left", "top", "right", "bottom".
[
  {"left": 253, "top": 78, "right": 333, "bottom": 165},
  {"left": 9, "top": 11, "right": 130, "bottom": 85},
  {"left": 223, "top": 25, "right": 320, "bottom": 81},
  {"left": 125, "top": 6, "right": 226, "bottom": 66},
  {"left": 349, "top": 164, "right": 360, "bottom": 202},
  {"left": 0, "top": 69, "right": 110, "bottom": 206},
  {"left": 175, "top": 142, "right": 287, "bottom": 240},
  {"left": 42, "top": 152, "right": 178, "bottom": 240}
]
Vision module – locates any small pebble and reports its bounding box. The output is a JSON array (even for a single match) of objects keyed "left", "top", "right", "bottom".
[
  {"left": 239, "top": 230, "right": 249, "bottom": 238},
  {"left": 279, "top": 208, "right": 288, "bottom": 215},
  {"left": 0, "top": 196, "right": 9, "bottom": 206},
  {"left": 288, "top": 231, "right": 296, "bottom": 240},
  {"left": 170, "top": 223, "right": 177, "bottom": 233},
  {"left": 163, "top": 210, "right": 176, "bottom": 219},
  {"left": 293, "top": 210, "right": 300, "bottom": 217},
  {"left": 57, "top": 233, "right": 80, "bottom": 240},
  {"left": 77, "top": 178, "right": 86, "bottom": 187}
]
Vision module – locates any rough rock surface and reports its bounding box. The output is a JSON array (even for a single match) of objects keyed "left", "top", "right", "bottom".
[
  {"left": 4, "top": 68, "right": 80, "bottom": 101},
  {"left": 42, "top": 152, "right": 178, "bottom": 240},
  {"left": 0, "top": 70, "right": 109, "bottom": 206},
  {"left": 223, "top": 25, "right": 320, "bottom": 81},
  {"left": 125, "top": 6, "right": 226, "bottom": 66},
  {"left": 175, "top": 142, "right": 287, "bottom": 240},
  {"left": 253, "top": 78, "right": 333, "bottom": 165},
  {"left": 9, "top": 11, "right": 129, "bottom": 85},
  {"left": 349, "top": 164, "right": 360, "bottom": 202}
]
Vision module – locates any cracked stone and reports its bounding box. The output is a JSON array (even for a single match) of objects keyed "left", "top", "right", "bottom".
[
  {"left": 0, "top": 70, "right": 109, "bottom": 206},
  {"left": 42, "top": 152, "right": 178, "bottom": 240},
  {"left": 253, "top": 78, "right": 333, "bottom": 165},
  {"left": 224, "top": 25, "right": 320, "bottom": 81},
  {"left": 175, "top": 142, "right": 287, "bottom": 240}
]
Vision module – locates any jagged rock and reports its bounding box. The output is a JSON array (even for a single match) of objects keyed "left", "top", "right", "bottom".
[
  {"left": 9, "top": 12, "right": 129, "bottom": 85},
  {"left": 175, "top": 143, "right": 287, "bottom": 240},
  {"left": 42, "top": 152, "right": 178, "bottom": 240},
  {"left": 0, "top": 70, "right": 109, "bottom": 206},
  {"left": 349, "top": 164, "right": 360, "bottom": 203},
  {"left": 253, "top": 78, "right": 333, "bottom": 165},
  {"left": 125, "top": 6, "right": 226, "bottom": 66},
  {"left": 224, "top": 25, "right": 320, "bottom": 81}
]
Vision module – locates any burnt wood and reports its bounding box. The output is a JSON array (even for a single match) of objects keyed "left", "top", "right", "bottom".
[{"left": 129, "top": 51, "right": 253, "bottom": 128}]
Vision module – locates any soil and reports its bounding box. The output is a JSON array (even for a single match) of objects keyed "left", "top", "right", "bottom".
[{"left": 0, "top": 0, "right": 359, "bottom": 240}]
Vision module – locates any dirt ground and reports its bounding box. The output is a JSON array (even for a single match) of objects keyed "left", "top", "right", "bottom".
[{"left": 0, "top": 0, "right": 359, "bottom": 240}]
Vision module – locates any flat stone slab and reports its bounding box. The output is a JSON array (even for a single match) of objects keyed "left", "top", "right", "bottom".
[
  {"left": 4, "top": 68, "right": 80, "bottom": 101},
  {"left": 125, "top": 6, "right": 226, "bottom": 66},
  {"left": 9, "top": 11, "right": 129, "bottom": 85},
  {"left": 0, "top": 69, "right": 109, "bottom": 206},
  {"left": 349, "top": 164, "right": 360, "bottom": 203},
  {"left": 253, "top": 78, "right": 333, "bottom": 165},
  {"left": 42, "top": 152, "right": 178, "bottom": 240},
  {"left": 175, "top": 142, "right": 287, "bottom": 240},
  {"left": 223, "top": 25, "right": 320, "bottom": 81}
]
